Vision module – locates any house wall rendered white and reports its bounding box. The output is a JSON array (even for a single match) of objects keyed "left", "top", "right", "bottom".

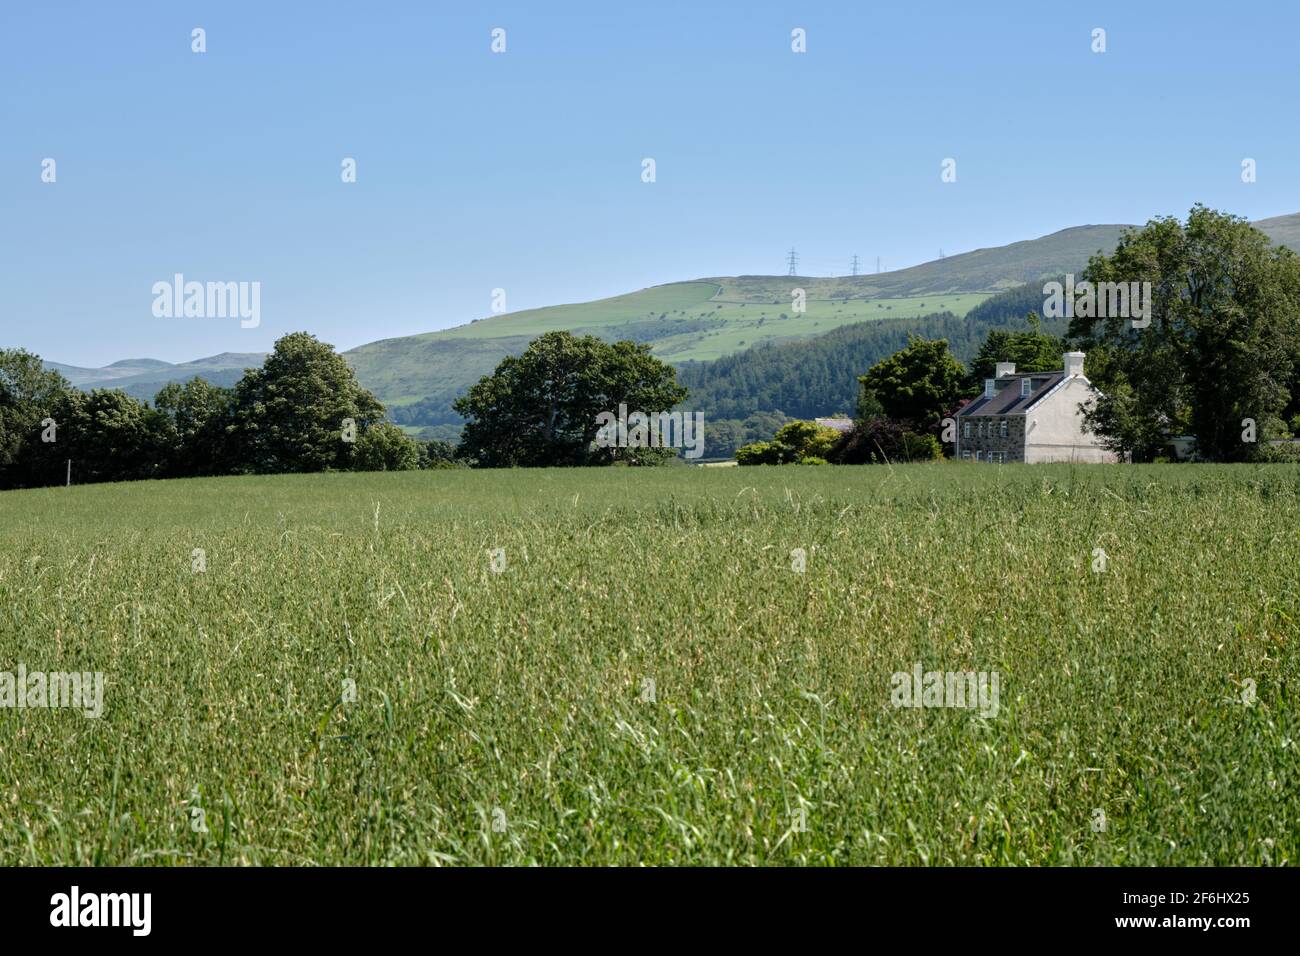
[{"left": 1023, "top": 377, "right": 1117, "bottom": 463}]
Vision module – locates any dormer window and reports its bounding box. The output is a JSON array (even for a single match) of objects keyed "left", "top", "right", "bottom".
[{"left": 1021, "top": 377, "right": 1032, "bottom": 397}]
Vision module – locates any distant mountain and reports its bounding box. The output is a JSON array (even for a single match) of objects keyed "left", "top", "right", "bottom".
[
  {"left": 1255, "top": 212, "right": 1300, "bottom": 250},
  {"left": 185, "top": 352, "right": 266, "bottom": 368},
  {"left": 105, "top": 358, "right": 172, "bottom": 370},
  {"left": 45, "top": 359, "right": 173, "bottom": 386},
  {"left": 45, "top": 353, "right": 265, "bottom": 403}
]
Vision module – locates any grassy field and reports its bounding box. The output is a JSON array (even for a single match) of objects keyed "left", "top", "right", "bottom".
[{"left": 1, "top": 464, "right": 1297, "bottom": 865}]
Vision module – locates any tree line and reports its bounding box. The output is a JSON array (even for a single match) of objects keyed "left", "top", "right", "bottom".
[
  {"left": 0, "top": 333, "right": 454, "bottom": 490},
  {"left": 383, "top": 277, "right": 1068, "bottom": 458}
]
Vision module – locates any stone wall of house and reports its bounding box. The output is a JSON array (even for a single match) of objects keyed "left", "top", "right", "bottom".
[{"left": 957, "top": 415, "right": 1025, "bottom": 462}]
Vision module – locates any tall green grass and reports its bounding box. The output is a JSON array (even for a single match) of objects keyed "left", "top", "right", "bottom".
[{"left": 0, "top": 464, "right": 1296, "bottom": 865}]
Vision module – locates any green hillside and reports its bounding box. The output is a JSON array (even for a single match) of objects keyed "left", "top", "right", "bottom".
[
  {"left": 344, "top": 224, "right": 1146, "bottom": 422},
  {"left": 680, "top": 281, "right": 1072, "bottom": 457},
  {"left": 716, "top": 225, "right": 1134, "bottom": 299},
  {"left": 43, "top": 213, "right": 1300, "bottom": 423},
  {"left": 350, "top": 214, "right": 1300, "bottom": 426},
  {"left": 348, "top": 282, "right": 990, "bottom": 409}
]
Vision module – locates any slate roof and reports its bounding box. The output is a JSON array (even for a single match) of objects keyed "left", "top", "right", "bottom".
[{"left": 958, "top": 372, "right": 1066, "bottom": 417}]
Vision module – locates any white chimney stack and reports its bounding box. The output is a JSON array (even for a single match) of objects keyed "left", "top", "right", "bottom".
[
  {"left": 995, "top": 362, "right": 1016, "bottom": 378},
  {"left": 1064, "top": 352, "right": 1085, "bottom": 377}
]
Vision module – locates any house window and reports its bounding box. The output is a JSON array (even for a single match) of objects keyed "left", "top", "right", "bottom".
[
  {"left": 963, "top": 421, "right": 971, "bottom": 438},
  {"left": 999, "top": 419, "right": 1008, "bottom": 438},
  {"left": 961, "top": 450, "right": 971, "bottom": 460},
  {"left": 1021, "top": 378, "right": 1032, "bottom": 397}
]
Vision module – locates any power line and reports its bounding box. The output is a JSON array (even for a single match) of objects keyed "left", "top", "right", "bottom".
[
  {"left": 850, "top": 254, "right": 860, "bottom": 276},
  {"left": 786, "top": 247, "right": 799, "bottom": 277}
]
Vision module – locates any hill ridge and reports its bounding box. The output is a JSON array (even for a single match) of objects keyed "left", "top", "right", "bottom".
[{"left": 44, "top": 212, "right": 1300, "bottom": 423}]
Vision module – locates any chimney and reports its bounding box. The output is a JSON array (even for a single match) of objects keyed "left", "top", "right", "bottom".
[
  {"left": 1064, "top": 351, "right": 1085, "bottom": 377},
  {"left": 995, "top": 362, "right": 1016, "bottom": 378},
  {"left": 984, "top": 378, "right": 996, "bottom": 399}
]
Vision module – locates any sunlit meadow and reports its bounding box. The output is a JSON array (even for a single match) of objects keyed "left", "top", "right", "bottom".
[{"left": 0, "top": 464, "right": 1296, "bottom": 865}]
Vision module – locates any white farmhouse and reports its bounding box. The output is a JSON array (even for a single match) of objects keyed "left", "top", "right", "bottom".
[{"left": 955, "top": 352, "right": 1117, "bottom": 463}]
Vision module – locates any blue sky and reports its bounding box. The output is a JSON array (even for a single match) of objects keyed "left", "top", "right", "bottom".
[{"left": 3, "top": 0, "right": 1298, "bottom": 367}]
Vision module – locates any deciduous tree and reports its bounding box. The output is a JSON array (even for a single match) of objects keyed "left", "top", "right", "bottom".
[
  {"left": 0, "top": 348, "right": 72, "bottom": 488},
  {"left": 1070, "top": 206, "right": 1300, "bottom": 461},
  {"left": 857, "top": 335, "right": 966, "bottom": 428},
  {"left": 454, "top": 331, "right": 687, "bottom": 467},
  {"left": 230, "top": 332, "right": 385, "bottom": 473}
]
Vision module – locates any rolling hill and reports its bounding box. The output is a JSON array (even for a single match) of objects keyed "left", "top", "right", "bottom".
[
  {"left": 45, "top": 212, "right": 1300, "bottom": 431},
  {"left": 1255, "top": 212, "right": 1300, "bottom": 250},
  {"left": 349, "top": 215, "right": 1300, "bottom": 425},
  {"left": 46, "top": 353, "right": 266, "bottom": 402},
  {"left": 344, "top": 224, "right": 1143, "bottom": 414}
]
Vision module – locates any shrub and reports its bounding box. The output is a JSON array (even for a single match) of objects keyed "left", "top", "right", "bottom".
[
  {"left": 736, "top": 420, "right": 842, "bottom": 465},
  {"left": 735, "top": 440, "right": 792, "bottom": 465},
  {"left": 352, "top": 422, "right": 420, "bottom": 471}
]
